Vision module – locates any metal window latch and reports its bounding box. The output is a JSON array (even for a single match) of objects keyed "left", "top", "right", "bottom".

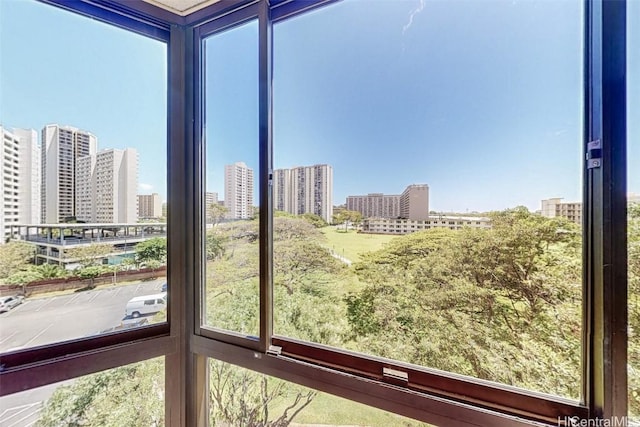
[
  {"left": 587, "top": 139, "right": 601, "bottom": 169},
  {"left": 267, "top": 345, "right": 282, "bottom": 356}
]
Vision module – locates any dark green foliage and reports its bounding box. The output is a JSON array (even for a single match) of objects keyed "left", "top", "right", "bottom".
[
  {"left": 299, "top": 213, "right": 328, "bottom": 228},
  {"left": 37, "top": 360, "right": 164, "bottom": 427},
  {"left": 134, "top": 237, "right": 167, "bottom": 265},
  {"left": 345, "top": 208, "right": 582, "bottom": 396},
  {"left": 37, "top": 206, "right": 640, "bottom": 424},
  {"left": 205, "top": 231, "right": 227, "bottom": 260},
  {"left": 0, "top": 241, "right": 34, "bottom": 279}
]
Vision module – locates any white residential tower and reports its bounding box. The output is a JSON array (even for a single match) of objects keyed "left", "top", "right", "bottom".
[
  {"left": 76, "top": 148, "right": 138, "bottom": 223},
  {"left": 224, "top": 162, "right": 254, "bottom": 220},
  {"left": 41, "top": 124, "right": 97, "bottom": 223}
]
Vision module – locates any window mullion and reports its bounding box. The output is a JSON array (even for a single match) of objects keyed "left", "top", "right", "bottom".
[
  {"left": 583, "top": 0, "right": 628, "bottom": 420},
  {"left": 259, "top": 0, "right": 274, "bottom": 353}
]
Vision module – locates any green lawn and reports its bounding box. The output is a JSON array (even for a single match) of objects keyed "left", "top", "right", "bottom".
[
  {"left": 321, "top": 227, "right": 398, "bottom": 263},
  {"left": 271, "top": 384, "right": 429, "bottom": 427}
]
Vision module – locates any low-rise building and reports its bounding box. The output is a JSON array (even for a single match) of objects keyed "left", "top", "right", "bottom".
[
  {"left": 362, "top": 215, "right": 491, "bottom": 235},
  {"left": 9, "top": 222, "right": 166, "bottom": 268},
  {"left": 540, "top": 198, "right": 582, "bottom": 225}
]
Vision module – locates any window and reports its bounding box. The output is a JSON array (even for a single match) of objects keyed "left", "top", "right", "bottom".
[
  {"left": 7, "top": 357, "right": 165, "bottom": 426},
  {"left": 202, "top": 17, "right": 260, "bottom": 339},
  {"left": 0, "top": 0, "right": 630, "bottom": 426},
  {"left": 0, "top": 0, "right": 168, "bottom": 355},
  {"left": 0, "top": 0, "right": 172, "bottom": 414}
]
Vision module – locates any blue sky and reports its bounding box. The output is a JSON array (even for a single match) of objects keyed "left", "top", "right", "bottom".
[{"left": 1, "top": 0, "right": 638, "bottom": 213}]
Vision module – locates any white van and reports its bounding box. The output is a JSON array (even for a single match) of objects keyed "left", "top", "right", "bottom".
[{"left": 125, "top": 293, "right": 167, "bottom": 318}]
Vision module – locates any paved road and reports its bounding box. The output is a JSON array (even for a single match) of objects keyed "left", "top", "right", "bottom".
[{"left": 0, "top": 279, "right": 166, "bottom": 426}]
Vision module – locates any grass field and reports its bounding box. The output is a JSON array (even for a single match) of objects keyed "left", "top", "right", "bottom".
[
  {"left": 321, "top": 227, "right": 398, "bottom": 263},
  {"left": 269, "top": 379, "right": 429, "bottom": 427}
]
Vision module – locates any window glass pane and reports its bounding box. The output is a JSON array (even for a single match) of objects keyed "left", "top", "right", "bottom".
[
  {"left": 0, "top": 357, "right": 164, "bottom": 426},
  {"left": 628, "top": 1, "right": 639, "bottom": 422},
  {"left": 208, "top": 359, "right": 431, "bottom": 426},
  {"left": 0, "top": 0, "right": 168, "bottom": 352},
  {"left": 273, "top": 0, "right": 583, "bottom": 398},
  {"left": 203, "top": 20, "right": 260, "bottom": 337}
]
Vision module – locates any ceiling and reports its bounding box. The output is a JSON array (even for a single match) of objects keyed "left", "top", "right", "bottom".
[{"left": 141, "top": 0, "right": 224, "bottom": 16}]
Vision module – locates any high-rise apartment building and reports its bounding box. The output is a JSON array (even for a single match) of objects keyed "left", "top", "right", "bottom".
[
  {"left": 273, "top": 168, "right": 291, "bottom": 215},
  {"left": 346, "top": 193, "right": 401, "bottom": 219},
  {"left": 1, "top": 127, "right": 41, "bottom": 243},
  {"left": 347, "top": 184, "right": 429, "bottom": 221},
  {"left": 76, "top": 148, "right": 138, "bottom": 223},
  {"left": 13, "top": 129, "right": 41, "bottom": 225},
  {"left": 1, "top": 128, "right": 20, "bottom": 242},
  {"left": 400, "top": 184, "right": 429, "bottom": 221},
  {"left": 273, "top": 164, "right": 333, "bottom": 223},
  {"left": 41, "top": 124, "right": 97, "bottom": 223},
  {"left": 224, "top": 162, "right": 254, "bottom": 220},
  {"left": 540, "top": 197, "right": 582, "bottom": 225},
  {"left": 138, "top": 193, "right": 163, "bottom": 219}
]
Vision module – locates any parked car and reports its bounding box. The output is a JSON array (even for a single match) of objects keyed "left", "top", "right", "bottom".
[
  {"left": 161, "top": 282, "right": 167, "bottom": 293},
  {"left": 0, "top": 296, "right": 24, "bottom": 313},
  {"left": 125, "top": 293, "right": 166, "bottom": 318}
]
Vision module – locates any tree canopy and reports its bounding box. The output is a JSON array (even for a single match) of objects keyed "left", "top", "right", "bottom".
[
  {"left": 135, "top": 237, "right": 167, "bottom": 266},
  {"left": 35, "top": 206, "right": 640, "bottom": 424},
  {"left": 0, "top": 241, "right": 34, "bottom": 280}
]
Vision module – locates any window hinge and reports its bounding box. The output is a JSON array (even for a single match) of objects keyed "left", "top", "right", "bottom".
[{"left": 267, "top": 345, "right": 282, "bottom": 356}]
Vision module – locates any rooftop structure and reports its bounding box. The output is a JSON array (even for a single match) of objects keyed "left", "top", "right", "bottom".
[{"left": 9, "top": 222, "right": 166, "bottom": 267}]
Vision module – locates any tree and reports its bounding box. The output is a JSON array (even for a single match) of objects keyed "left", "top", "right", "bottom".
[
  {"left": 344, "top": 208, "right": 582, "bottom": 397},
  {"left": 209, "top": 360, "right": 315, "bottom": 427},
  {"left": 208, "top": 203, "right": 228, "bottom": 225},
  {"left": 5, "top": 269, "right": 42, "bottom": 295},
  {"left": 37, "top": 357, "right": 316, "bottom": 427},
  {"left": 37, "top": 359, "right": 164, "bottom": 427},
  {"left": 299, "top": 213, "right": 328, "bottom": 228},
  {"left": 206, "top": 231, "right": 227, "bottom": 261},
  {"left": 74, "top": 265, "right": 109, "bottom": 288},
  {"left": 135, "top": 237, "right": 167, "bottom": 266},
  {"left": 65, "top": 243, "right": 113, "bottom": 269},
  {"left": 35, "top": 263, "right": 68, "bottom": 279},
  {"left": 0, "top": 241, "right": 34, "bottom": 279},
  {"left": 332, "top": 209, "right": 363, "bottom": 232}
]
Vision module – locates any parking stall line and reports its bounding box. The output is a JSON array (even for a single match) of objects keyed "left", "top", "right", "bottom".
[
  {"left": 0, "top": 331, "right": 18, "bottom": 345},
  {"left": 63, "top": 294, "right": 82, "bottom": 306},
  {"left": 5, "top": 407, "right": 42, "bottom": 427},
  {"left": 88, "top": 291, "right": 102, "bottom": 303},
  {"left": 34, "top": 298, "right": 55, "bottom": 312},
  {"left": 0, "top": 403, "right": 40, "bottom": 427},
  {"left": 23, "top": 324, "right": 53, "bottom": 348}
]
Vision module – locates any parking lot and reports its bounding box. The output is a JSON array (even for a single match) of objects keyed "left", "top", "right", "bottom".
[{"left": 0, "top": 279, "right": 167, "bottom": 426}]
